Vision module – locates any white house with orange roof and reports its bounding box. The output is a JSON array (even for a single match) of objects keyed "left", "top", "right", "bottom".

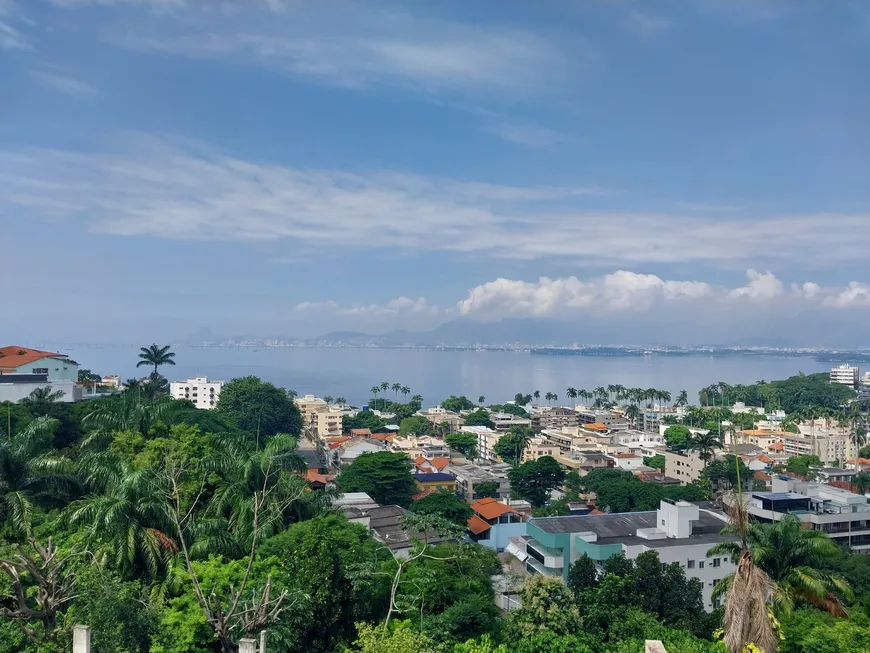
[
  {"left": 467, "top": 497, "right": 526, "bottom": 551},
  {"left": 0, "top": 346, "right": 82, "bottom": 403}
]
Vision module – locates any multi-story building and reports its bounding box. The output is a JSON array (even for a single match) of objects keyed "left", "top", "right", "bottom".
[
  {"left": 513, "top": 500, "right": 735, "bottom": 610},
  {"left": 738, "top": 429, "right": 787, "bottom": 450},
  {"left": 170, "top": 376, "right": 224, "bottom": 410},
  {"left": 784, "top": 421, "right": 856, "bottom": 464},
  {"left": 489, "top": 412, "right": 532, "bottom": 432},
  {"left": 665, "top": 450, "right": 708, "bottom": 485},
  {"left": 727, "top": 476, "right": 870, "bottom": 553},
  {"left": 555, "top": 450, "right": 615, "bottom": 475},
  {"left": 530, "top": 407, "right": 580, "bottom": 432},
  {"left": 450, "top": 461, "right": 513, "bottom": 501},
  {"left": 523, "top": 437, "right": 559, "bottom": 462},
  {"left": 577, "top": 409, "right": 628, "bottom": 431},
  {"left": 295, "top": 394, "right": 345, "bottom": 438},
  {"left": 609, "top": 452, "right": 645, "bottom": 471},
  {"left": 830, "top": 364, "right": 860, "bottom": 389},
  {"left": 458, "top": 425, "right": 502, "bottom": 463},
  {"left": 416, "top": 407, "right": 464, "bottom": 432}
]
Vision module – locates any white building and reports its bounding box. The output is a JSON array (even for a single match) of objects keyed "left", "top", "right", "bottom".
[
  {"left": 296, "top": 394, "right": 345, "bottom": 439},
  {"left": 458, "top": 425, "right": 502, "bottom": 462},
  {"left": 517, "top": 500, "right": 735, "bottom": 610},
  {"left": 0, "top": 346, "right": 82, "bottom": 403},
  {"left": 170, "top": 376, "right": 224, "bottom": 409},
  {"left": 830, "top": 364, "right": 859, "bottom": 389}
]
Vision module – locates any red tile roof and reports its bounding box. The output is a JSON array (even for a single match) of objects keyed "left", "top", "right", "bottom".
[
  {"left": 470, "top": 497, "right": 519, "bottom": 520},
  {"left": 768, "top": 442, "right": 784, "bottom": 451},
  {"left": 430, "top": 456, "right": 450, "bottom": 471},
  {"left": 305, "top": 469, "right": 335, "bottom": 485},
  {"left": 369, "top": 432, "right": 395, "bottom": 442},
  {"left": 756, "top": 454, "right": 775, "bottom": 464},
  {"left": 588, "top": 508, "right": 604, "bottom": 515},
  {"left": 412, "top": 488, "right": 436, "bottom": 501},
  {"left": 467, "top": 514, "right": 491, "bottom": 535},
  {"left": 582, "top": 423, "right": 609, "bottom": 431},
  {"left": 0, "top": 346, "right": 66, "bottom": 371},
  {"left": 753, "top": 472, "right": 771, "bottom": 481},
  {"left": 351, "top": 428, "right": 372, "bottom": 437}
]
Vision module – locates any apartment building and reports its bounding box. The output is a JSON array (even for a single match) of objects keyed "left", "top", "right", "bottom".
[
  {"left": 555, "top": 450, "right": 615, "bottom": 475},
  {"left": 296, "top": 394, "right": 345, "bottom": 439},
  {"left": 577, "top": 409, "right": 629, "bottom": 431},
  {"left": 530, "top": 407, "right": 580, "bottom": 431},
  {"left": 665, "top": 450, "right": 708, "bottom": 485},
  {"left": 727, "top": 476, "right": 870, "bottom": 553},
  {"left": 489, "top": 412, "right": 532, "bottom": 431},
  {"left": 738, "top": 429, "right": 787, "bottom": 450},
  {"left": 450, "top": 461, "right": 512, "bottom": 501},
  {"left": 391, "top": 435, "right": 450, "bottom": 459},
  {"left": 170, "top": 376, "right": 224, "bottom": 410},
  {"left": 417, "top": 407, "right": 465, "bottom": 432},
  {"left": 830, "top": 364, "right": 860, "bottom": 389},
  {"left": 513, "top": 500, "right": 735, "bottom": 610},
  {"left": 781, "top": 422, "right": 856, "bottom": 464},
  {"left": 523, "top": 437, "right": 559, "bottom": 462},
  {"left": 458, "top": 425, "right": 502, "bottom": 463}
]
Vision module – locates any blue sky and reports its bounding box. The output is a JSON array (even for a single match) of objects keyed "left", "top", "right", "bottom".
[{"left": 2, "top": 0, "right": 869, "bottom": 344}]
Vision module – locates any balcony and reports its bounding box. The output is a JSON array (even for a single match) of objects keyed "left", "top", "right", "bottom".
[{"left": 526, "top": 539, "right": 564, "bottom": 569}]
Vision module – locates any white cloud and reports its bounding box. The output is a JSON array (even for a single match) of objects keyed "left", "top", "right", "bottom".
[
  {"left": 293, "top": 300, "right": 338, "bottom": 313},
  {"left": 823, "top": 282, "right": 870, "bottom": 308},
  {"left": 728, "top": 269, "right": 783, "bottom": 301},
  {"left": 2, "top": 137, "right": 870, "bottom": 267},
  {"left": 454, "top": 270, "right": 870, "bottom": 320},
  {"left": 484, "top": 122, "right": 573, "bottom": 150},
  {"left": 0, "top": 19, "right": 31, "bottom": 51},
  {"left": 339, "top": 296, "right": 437, "bottom": 316},
  {"left": 31, "top": 71, "right": 97, "bottom": 96}
]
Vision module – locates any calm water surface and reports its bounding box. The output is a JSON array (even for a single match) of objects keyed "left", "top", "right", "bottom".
[{"left": 69, "top": 347, "right": 831, "bottom": 407}]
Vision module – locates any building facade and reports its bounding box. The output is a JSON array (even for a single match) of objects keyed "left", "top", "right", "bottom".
[
  {"left": 530, "top": 407, "right": 580, "bottom": 431},
  {"left": 170, "top": 376, "right": 224, "bottom": 409},
  {"left": 515, "top": 500, "right": 735, "bottom": 610},
  {"left": 296, "top": 394, "right": 345, "bottom": 439},
  {"left": 0, "top": 346, "right": 79, "bottom": 382},
  {"left": 467, "top": 497, "right": 526, "bottom": 551},
  {"left": 830, "top": 364, "right": 860, "bottom": 389},
  {"left": 451, "top": 461, "right": 512, "bottom": 501},
  {"left": 665, "top": 450, "right": 707, "bottom": 485}
]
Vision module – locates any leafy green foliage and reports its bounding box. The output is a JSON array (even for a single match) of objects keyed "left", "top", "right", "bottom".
[
  {"left": 644, "top": 454, "right": 666, "bottom": 470},
  {"left": 507, "top": 455, "right": 564, "bottom": 507},
  {"left": 441, "top": 396, "right": 476, "bottom": 412},
  {"left": 343, "top": 410, "right": 388, "bottom": 433},
  {"left": 215, "top": 375, "right": 302, "bottom": 438},
  {"left": 398, "top": 416, "right": 435, "bottom": 436},
  {"left": 493, "top": 429, "right": 532, "bottom": 466},
  {"left": 410, "top": 491, "right": 473, "bottom": 527},
  {"left": 338, "top": 451, "right": 417, "bottom": 507},
  {"left": 698, "top": 373, "right": 855, "bottom": 413},
  {"left": 664, "top": 425, "right": 692, "bottom": 451},
  {"left": 473, "top": 480, "right": 498, "bottom": 499},
  {"left": 701, "top": 455, "right": 753, "bottom": 490},
  {"left": 445, "top": 432, "right": 477, "bottom": 459},
  {"left": 486, "top": 403, "right": 527, "bottom": 417},
  {"left": 463, "top": 410, "right": 495, "bottom": 429},
  {"left": 786, "top": 454, "right": 823, "bottom": 479}
]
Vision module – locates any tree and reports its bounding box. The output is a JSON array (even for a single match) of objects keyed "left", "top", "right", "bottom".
[
  {"left": 391, "top": 383, "right": 402, "bottom": 397},
  {"left": 410, "top": 491, "right": 473, "bottom": 527},
  {"left": 136, "top": 344, "right": 176, "bottom": 376},
  {"left": 463, "top": 410, "right": 495, "bottom": 429},
  {"left": 625, "top": 404, "right": 641, "bottom": 428},
  {"left": 215, "top": 376, "right": 302, "bottom": 439},
  {"left": 644, "top": 454, "right": 666, "bottom": 471},
  {"left": 343, "top": 411, "right": 388, "bottom": 434},
  {"left": 19, "top": 386, "right": 66, "bottom": 409},
  {"left": 477, "top": 396, "right": 485, "bottom": 405},
  {"left": 338, "top": 452, "right": 417, "bottom": 507},
  {"left": 504, "top": 575, "right": 582, "bottom": 638},
  {"left": 580, "top": 468, "right": 663, "bottom": 513},
  {"left": 445, "top": 432, "right": 477, "bottom": 459},
  {"left": 786, "top": 454, "right": 823, "bottom": 479},
  {"left": 702, "top": 455, "right": 752, "bottom": 490},
  {"left": 0, "top": 417, "right": 74, "bottom": 536},
  {"left": 855, "top": 471, "right": 870, "bottom": 494},
  {"left": 474, "top": 480, "right": 498, "bottom": 499},
  {"left": 664, "top": 425, "right": 693, "bottom": 451},
  {"left": 508, "top": 456, "right": 564, "bottom": 507},
  {"left": 690, "top": 431, "right": 723, "bottom": 469},
  {"left": 398, "top": 416, "right": 434, "bottom": 436},
  {"left": 441, "top": 395, "right": 476, "bottom": 412},
  {"left": 567, "top": 554, "right": 598, "bottom": 596},
  {"left": 492, "top": 429, "right": 532, "bottom": 466},
  {"left": 710, "top": 513, "right": 852, "bottom": 617},
  {"left": 677, "top": 390, "right": 689, "bottom": 406},
  {"left": 77, "top": 368, "right": 102, "bottom": 384}
]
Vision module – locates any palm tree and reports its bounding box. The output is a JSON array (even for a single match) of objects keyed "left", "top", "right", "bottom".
[
  {"left": 478, "top": 396, "right": 485, "bottom": 406},
  {"left": 606, "top": 384, "right": 617, "bottom": 404},
  {"left": 0, "top": 417, "right": 75, "bottom": 536},
  {"left": 711, "top": 514, "right": 852, "bottom": 620},
  {"left": 411, "top": 394, "right": 423, "bottom": 404},
  {"left": 566, "top": 387, "right": 578, "bottom": 402},
  {"left": 68, "top": 454, "right": 176, "bottom": 578},
  {"left": 659, "top": 390, "right": 672, "bottom": 407},
  {"left": 401, "top": 386, "right": 410, "bottom": 399},
  {"left": 391, "top": 383, "right": 401, "bottom": 397},
  {"left": 207, "top": 433, "right": 310, "bottom": 549},
  {"left": 123, "top": 378, "right": 143, "bottom": 396},
  {"left": 335, "top": 397, "right": 346, "bottom": 406},
  {"left": 370, "top": 386, "right": 380, "bottom": 401},
  {"left": 677, "top": 390, "right": 689, "bottom": 407},
  {"left": 690, "top": 431, "right": 722, "bottom": 470},
  {"left": 136, "top": 344, "right": 176, "bottom": 376},
  {"left": 612, "top": 384, "right": 626, "bottom": 405},
  {"left": 533, "top": 390, "right": 540, "bottom": 402},
  {"left": 625, "top": 404, "right": 641, "bottom": 429},
  {"left": 84, "top": 395, "right": 175, "bottom": 437},
  {"left": 380, "top": 381, "right": 389, "bottom": 394},
  {"left": 323, "top": 396, "right": 334, "bottom": 405},
  {"left": 20, "top": 386, "right": 66, "bottom": 408}
]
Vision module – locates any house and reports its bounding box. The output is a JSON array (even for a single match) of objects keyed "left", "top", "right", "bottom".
[
  {"left": 609, "top": 452, "right": 645, "bottom": 471},
  {"left": 522, "top": 437, "right": 558, "bottom": 462},
  {"left": 414, "top": 455, "right": 451, "bottom": 474},
  {"left": 295, "top": 394, "right": 345, "bottom": 439},
  {"left": 0, "top": 346, "right": 79, "bottom": 381},
  {"left": 489, "top": 412, "right": 532, "bottom": 432},
  {"left": 555, "top": 450, "right": 615, "bottom": 475},
  {"left": 416, "top": 407, "right": 465, "bottom": 432},
  {"left": 467, "top": 497, "right": 526, "bottom": 551},
  {"left": 413, "top": 472, "right": 456, "bottom": 494},
  {"left": 512, "top": 500, "right": 735, "bottom": 611},
  {"left": 333, "top": 438, "right": 388, "bottom": 468},
  {"left": 304, "top": 468, "right": 335, "bottom": 489},
  {"left": 817, "top": 467, "right": 857, "bottom": 485}
]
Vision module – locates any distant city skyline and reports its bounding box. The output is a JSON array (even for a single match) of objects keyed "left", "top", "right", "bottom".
[{"left": 3, "top": 0, "right": 869, "bottom": 344}]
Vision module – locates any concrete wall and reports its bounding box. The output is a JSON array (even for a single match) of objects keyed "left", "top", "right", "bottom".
[
  {"left": 0, "top": 380, "right": 81, "bottom": 403},
  {"left": 477, "top": 522, "right": 527, "bottom": 552},
  {"left": 12, "top": 358, "right": 79, "bottom": 382}
]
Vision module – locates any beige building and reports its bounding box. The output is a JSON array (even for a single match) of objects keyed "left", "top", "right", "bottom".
[
  {"left": 665, "top": 450, "right": 708, "bottom": 485},
  {"left": 530, "top": 407, "right": 580, "bottom": 431},
  {"left": 780, "top": 426, "right": 855, "bottom": 465},
  {"left": 523, "top": 436, "right": 559, "bottom": 462},
  {"left": 417, "top": 407, "right": 465, "bottom": 432},
  {"left": 296, "top": 394, "right": 344, "bottom": 439},
  {"left": 739, "top": 429, "right": 787, "bottom": 450},
  {"left": 458, "top": 425, "right": 502, "bottom": 463}
]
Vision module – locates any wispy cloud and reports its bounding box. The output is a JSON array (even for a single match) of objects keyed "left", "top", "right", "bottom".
[
  {"left": 31, "top": 71, "right": 97, "bottom": 96},
  {"left": 0, "top": 19, "right": 31, "bottom": 51},
  {"left": 484, "top": 122, "right": 574, "bottom": 150},
  {"left": 627, "top": 10, "right": 673, "bottom": 37},
  {"left": 2, "top": 136, "right": 869, "bottom": 268},
  {"left": 105, "top": 8, "right": 567, "bottom": 95}
]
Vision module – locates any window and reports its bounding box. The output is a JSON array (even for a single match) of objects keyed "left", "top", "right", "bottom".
[
  {"left": 699, "top": 561, "right": 705, "bottom": 569},
  {"left": 687, "top": 560, "right": 695, "bottom": 569},
  {"left": 33, "top": 368, "right": 48, "bottom": 374},
  {"left": 712, "top": 558, "right": 721, "bottom": 568}
]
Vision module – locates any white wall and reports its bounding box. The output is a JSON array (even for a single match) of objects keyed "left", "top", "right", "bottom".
[
  {"left": 0, "top": 380, "right": 81, "bottom": 403},
  {"left": 11, "top": 358, "right": 79, "bottom": 382}
]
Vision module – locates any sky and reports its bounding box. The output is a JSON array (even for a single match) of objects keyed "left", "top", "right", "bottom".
[{"left": 2, "top": 0, "right": 869, "bottom": 346}]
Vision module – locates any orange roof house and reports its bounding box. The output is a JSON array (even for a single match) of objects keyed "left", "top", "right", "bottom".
[
  {"left": 470, "top": 497, "right": 520, "bottom": 521},
  {"left": 350, "top": 428, "right": 373, "bottom": 438},
  {"left": 0, "top": 346, "right": 71, "bottom": 373},
  {"left": 467, "top": 497, "right": 525, "bottom": 546},
  {"left": 582, "top": 423, "right": 609, "bottom": 432},
  {"left": 415, "top": 456, "right": 450, "bottom": 473},
  {"left": 304, "top": 469, "right": 335, "bottom": 488},
  {"left": 467, "top": 514, "right": 491, "bottom": 535}
]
